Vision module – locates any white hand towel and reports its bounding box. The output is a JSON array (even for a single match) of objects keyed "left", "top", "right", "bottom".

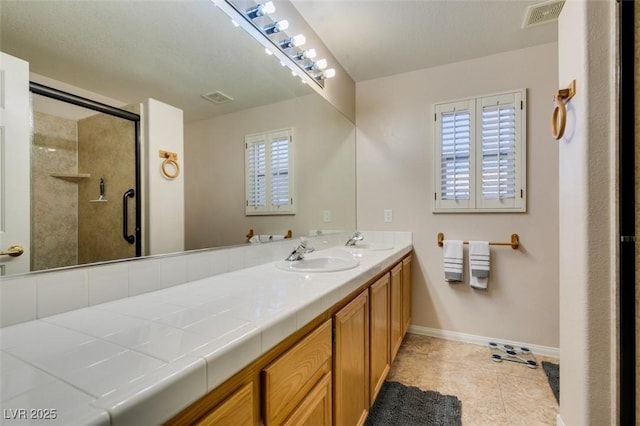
[
  {"left": 271, "top": 235, "right": 285, "bottom": 241},
  {"left": 259, "top": 235, "right": 271, "bottom": 242},
  {"left": 469, "top": 241, "right": 490, "bottom": 289},
  {"left": 443, "top": 240, "right": 463, "bottom": 282},
  {"left": 249, "top": 235, "right": 260, "bottom": 244}
]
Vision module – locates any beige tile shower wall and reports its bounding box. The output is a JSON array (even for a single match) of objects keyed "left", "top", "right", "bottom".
[
  {"left": 32, "top": 112, "right": 79, "bottom": 270},
  {"left": 356, "top": 43, "right": 559, "bottom": 348},
  {"left": 77, "top": 113, "right": 136, "bottom": 264}
]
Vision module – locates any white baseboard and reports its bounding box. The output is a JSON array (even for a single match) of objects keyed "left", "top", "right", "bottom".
[
  {"left": 408, "top": 324, "right": 560, "bottom": 359},
  {"left": 556, "top": 414, "right": 565, "bottom": 426}
]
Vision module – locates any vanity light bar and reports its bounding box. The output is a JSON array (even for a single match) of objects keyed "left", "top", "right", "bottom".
[{"left": 224, "top": 0, "right": 335, "bottom": 87}]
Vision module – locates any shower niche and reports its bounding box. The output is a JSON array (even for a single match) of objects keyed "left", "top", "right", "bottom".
[{"left": 31, "top": 88, "right": 140, "bottom": 271}]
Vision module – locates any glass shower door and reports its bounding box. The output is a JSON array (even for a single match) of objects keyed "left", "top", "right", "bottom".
[{"left": 30, "top": 87, "right": 140, "bottom": 272}]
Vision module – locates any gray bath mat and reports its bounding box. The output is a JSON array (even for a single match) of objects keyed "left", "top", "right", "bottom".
[
  {"left": 365, "top": 381, "right": 462, "bottom": 426},
  {"left": 542, "top": 361, "right": 559, "bottom": 403}
]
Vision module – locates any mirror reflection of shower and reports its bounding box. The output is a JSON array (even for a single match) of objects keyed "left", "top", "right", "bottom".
[{"left": 31, "top": 89, "right": 140, "bottom": 271}]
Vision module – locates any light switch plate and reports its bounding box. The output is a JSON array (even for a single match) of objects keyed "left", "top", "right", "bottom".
[
  {"left": 323, "top": 210, "right": 332, "bottom": 222},
  {"left": 384, "top": 209, "right": 393, "bottom": 223}
]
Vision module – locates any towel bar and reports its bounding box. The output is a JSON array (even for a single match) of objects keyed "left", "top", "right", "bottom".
[
  {"left": 437, "top": 232, "right": 520, "bottom": 250},
  {"left": 246, "top": 229, "right": 292, "bottom": 240}
]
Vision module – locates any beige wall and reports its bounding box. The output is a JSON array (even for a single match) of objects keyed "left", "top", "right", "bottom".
[
  {"left": 143, "top": 99, "right": 185, "bottom": 256},
  {"left": 558, "top": 1, "right": 615, "bottom": 424},
  {"left": 356, "top": 42, "right": 559, "bottom": 347},
  {"left": 184, "top": 93, "right": 356, "bottom": 249}
]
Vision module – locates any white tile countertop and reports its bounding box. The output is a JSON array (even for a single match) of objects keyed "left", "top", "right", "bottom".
[{"left": 0, "top": 234, "right": 411, "bottom": 425}]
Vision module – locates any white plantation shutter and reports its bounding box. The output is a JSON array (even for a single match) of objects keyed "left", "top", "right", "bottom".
[
  {"left": 245, "top": 128, "right": 294, "bottom": 215},
  {"left": 477, "top": 92, "right": 524, "bottom": 210},
  {"left": 434, "top": 90, "right": 526, "bottom": 212},
  {"left": 246, "top": 138, "right": 267, "bottom": 211},
  {"left": 434, "top": 100, "right": 475, "bottom": 210},
  {"left": 270, "top": 133, "right": 291, "bottom": 209}
]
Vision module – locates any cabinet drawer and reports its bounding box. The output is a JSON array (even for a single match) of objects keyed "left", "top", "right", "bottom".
[
  {"left": 263, "top": 320, "right": 332, "bottom": 425},
  {"left": 195, "top": 383, "right": 254, "bottom": 426},
  {"left": 283, "top": 372, "right": 332, "bottom": 426}
]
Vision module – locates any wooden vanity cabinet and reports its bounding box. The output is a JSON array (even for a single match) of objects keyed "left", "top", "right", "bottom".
[
  {"left": 369, "top": 273, "right": 391, "bottom": 404},
  {"left": 333, "top": 289, "right": 370, "bottom": 426},
  {"left": 390, "top": 262, "right": 403, "bottom": 361},
  {"left": 194, "top": 382, "right": 255, "bottom": 426},
  {"left": 263, "top": 319, "right": 332, "bottom": 426},
  {"left": 283, "top": 371, "right": 332, "bottom": 426},
  {"left": 402, "top": 255, "right": 412, "bottom": 336}
]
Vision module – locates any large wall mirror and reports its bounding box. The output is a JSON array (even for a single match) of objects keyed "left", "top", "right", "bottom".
[{"left": 1, "top": 0, "right": 356, "bottom": 277}]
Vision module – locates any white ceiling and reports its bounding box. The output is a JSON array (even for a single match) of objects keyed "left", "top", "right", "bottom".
[
  {"left": 0, "top": 0, "right": 314, "bottom": 122},
  {"left": 0, "top": 0, "right": 558, "bottom": 121},
  {"left": 291, "top": 0, "right": 558, "bottom": 82}
]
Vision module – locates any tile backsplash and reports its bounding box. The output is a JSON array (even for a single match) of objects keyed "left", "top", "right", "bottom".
[{"left": 1, "top": 231, "right": 411, "bottom": 327}]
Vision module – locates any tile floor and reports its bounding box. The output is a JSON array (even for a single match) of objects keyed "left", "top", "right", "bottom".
[{"left": 387, "top": 333, "right": 559, "bottom": 426}]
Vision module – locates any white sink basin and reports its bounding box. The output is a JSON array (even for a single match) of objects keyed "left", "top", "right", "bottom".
[
  {"left": 346, "top": 242, "right": 394, "bottom": 251},
  {"left": 276, "top": 255, "right": 359, "bottom": 273}
]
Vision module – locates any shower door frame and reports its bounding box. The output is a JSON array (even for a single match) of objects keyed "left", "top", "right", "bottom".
[
  {"left": 29, "top": 82, "right": 142, "bottom": 259},
  {"left": 618, "top": 0, "right": 636, "bottom": 423}
]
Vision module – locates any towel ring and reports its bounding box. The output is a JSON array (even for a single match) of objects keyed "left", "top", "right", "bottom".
[
  {"left": 551, "top": 80, "right": 576, "bottom": 140},
  {"left": 161, "top": 158, "right": 180, "bottom": 179},
  {"left": 159, "top": 150, "right": 180, "bottom": 179},
  {"left": 551, "top": 95, "right": 567, "bottom": 140}
]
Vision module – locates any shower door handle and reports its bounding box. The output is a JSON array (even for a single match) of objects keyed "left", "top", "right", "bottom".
[{"left": 122, "top": 189, "right": 135, "bottom": 244}]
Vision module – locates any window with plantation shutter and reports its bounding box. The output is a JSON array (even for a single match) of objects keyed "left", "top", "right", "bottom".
[
  {"left": 434, "top": 89, "right": 526, "bottom": 213},
  {"left": 245, "top": 128, "right": 294, "bottom": 215},
  {"left": 435, "top": 100, "right": 475, "bottom": 210}
]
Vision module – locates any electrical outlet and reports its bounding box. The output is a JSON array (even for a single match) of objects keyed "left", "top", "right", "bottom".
[
  {"left": 384, "top": 209, "right": 393, "bottom": 223},
  {"left": 323, "top": 210, "right": 332, "bottom": 222}
]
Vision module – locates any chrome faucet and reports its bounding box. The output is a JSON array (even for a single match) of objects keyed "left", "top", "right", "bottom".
[
  {"left": 345, "top": 231, "right": 364, "bottom": 246},
  {"left": 286, "top": 240, "right": 315, "bottom": 261}
]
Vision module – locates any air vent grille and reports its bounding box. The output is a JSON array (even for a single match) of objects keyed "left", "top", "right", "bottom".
[
  {"left": 201, "top": 91, "right": 234, "bottom": 104},
  {"left": 522, "top": 0, "right": 565, "bottom": 29}
]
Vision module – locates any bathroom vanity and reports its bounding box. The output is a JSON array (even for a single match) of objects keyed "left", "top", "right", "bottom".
[
  {"left": 167, "top": 252, "right": 412, "bottom": 426},
  {"left": 0, "top": 232, "right": 411, "bottom": 425}
]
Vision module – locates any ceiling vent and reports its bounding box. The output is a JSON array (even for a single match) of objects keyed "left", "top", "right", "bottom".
[
  {"left": 201, "top": 91, "right": 234, "bottom": 104},
  {"left": 522, "top": 0, "right": 565, "bottom": 29}
]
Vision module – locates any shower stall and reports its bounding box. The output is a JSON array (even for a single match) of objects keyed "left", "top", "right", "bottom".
[{"left": 30, "top": 84, "right": 141, "bottom": 271}]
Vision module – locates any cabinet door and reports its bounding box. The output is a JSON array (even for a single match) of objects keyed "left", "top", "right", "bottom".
[
  {"left": 390, "top": 262, "right": 403, "bottom": 361},
  {"left": 333, "top": 289, "right": 369, "bottom": 426},
  {"left": 283, "top": 372, "right": 332, "bottom": 426},
  {"left": 402, "top": 255, "right": 412, "bottom": 336},
  {"left": 369, "top": 273, "right": 390, "bottom": 404},
  {"left": 196, "top": 382, "right": 254, "bottom": 426},
  {"left": 263, "top": 320, "right": 332, "bottom": 425}
]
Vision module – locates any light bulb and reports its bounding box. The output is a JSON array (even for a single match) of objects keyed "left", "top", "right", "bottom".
[
  {"left": 263, "top": 2, "right": 275, "bottom": 14},
  {"left": 280, "top": 34, "right": 306, "bottom": 49},
  {"left": 316, "top": 59, "right": 327, "bottom": 69},
  {"left": 292, "top": 49, "right": 316, "bottom": 61},
  {"left": 291, "top": 34, "right": 306, "bottom": 47},
  {"left": 246, "top": 1, "right": 276, "bottom": 19},
  {"left": 264, "top": 20, "right": 289, "bottom": 34},
  {"left": 323, "top": 68, "right": 336, "bottom": 79}
]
